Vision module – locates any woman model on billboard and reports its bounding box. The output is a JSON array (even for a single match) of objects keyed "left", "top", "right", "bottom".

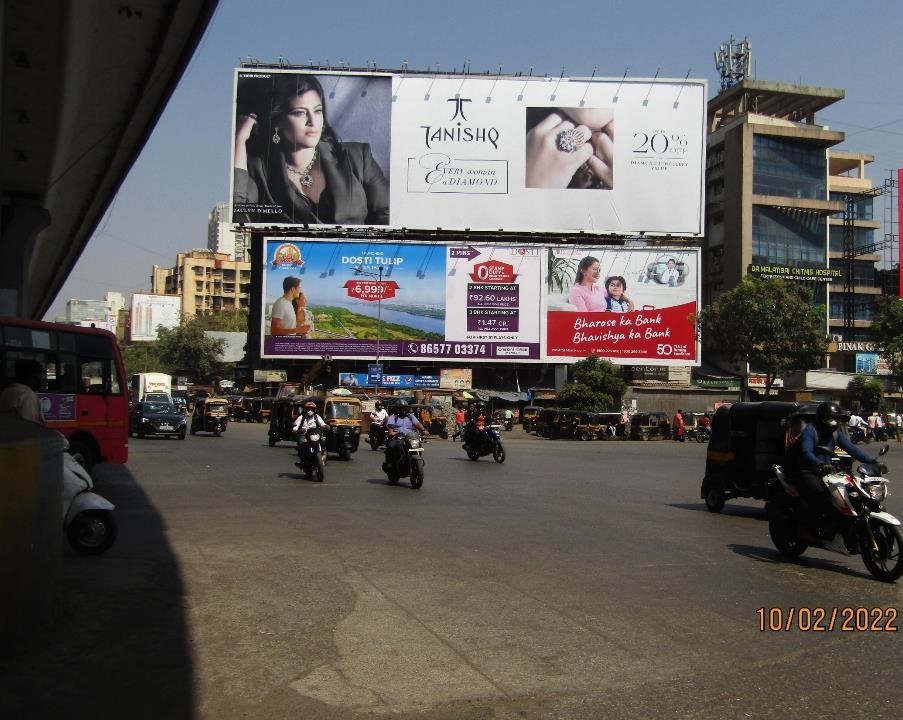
[
  {"left": 233, "top": 74, "right": 389, "bottom": 225},
  {"left": 525, "top": 107, "right": 614, "bottom": 190},
  {"left": 568, "top": 256, "right": 635, "bottom": 312}
]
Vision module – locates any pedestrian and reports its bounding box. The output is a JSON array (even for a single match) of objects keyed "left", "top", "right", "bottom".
[
  {"left": 453, "top": 406, "right": 465, "bottom": 441},
  {"left": 673, "top": 409, "right": 685, "bottom": 442}
]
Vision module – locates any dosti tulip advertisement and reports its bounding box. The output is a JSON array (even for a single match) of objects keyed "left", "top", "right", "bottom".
[{"left": 261, "top": 239, "right": 698, "bottom": 365}]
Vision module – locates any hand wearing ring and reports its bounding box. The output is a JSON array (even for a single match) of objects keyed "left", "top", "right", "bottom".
[{"left": 525, "top": 113, "right": 594, "bottom": 188}]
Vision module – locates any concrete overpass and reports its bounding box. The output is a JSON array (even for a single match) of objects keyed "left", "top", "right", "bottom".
[{"left": 0, "top": 0, "right": 218, "bottom": 319}]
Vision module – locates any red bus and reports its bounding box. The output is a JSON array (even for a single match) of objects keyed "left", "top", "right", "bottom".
[{"left": 0, "top": 317, "right": 128, "bottom": 467}]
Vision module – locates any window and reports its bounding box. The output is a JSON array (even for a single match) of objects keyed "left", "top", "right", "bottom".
[
  {"left": 752, "top": 206, "right": 826, "bottom": 267},
  {"left": 753, "top": 136, "right": 826, "bottom": 199}
]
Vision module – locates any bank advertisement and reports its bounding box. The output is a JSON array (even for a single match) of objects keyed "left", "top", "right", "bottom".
[
  {"left": 546, "top": 247, "right": 699, "bottom": 364},
  {"left": 261, "top": 239, "right": 543, "bottom": 361},
  {"left": 232, "top": 69, "right": 706, "bottom": 235}
]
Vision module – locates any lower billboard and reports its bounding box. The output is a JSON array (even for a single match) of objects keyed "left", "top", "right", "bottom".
[
  {"left": 545, "top": 247, "right": 698, "bottom": 363},
  {"left": 260, "top": 239, "right": 698, "bottom": 365}
]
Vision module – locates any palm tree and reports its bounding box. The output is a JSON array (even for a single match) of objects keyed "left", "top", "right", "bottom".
[{"left": 547, "top": 254, "right": 576, "bottom": 294}]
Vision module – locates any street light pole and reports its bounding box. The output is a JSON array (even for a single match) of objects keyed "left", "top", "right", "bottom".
[{"left": 375, "top": 265, "right": 383, "bottom": 396}]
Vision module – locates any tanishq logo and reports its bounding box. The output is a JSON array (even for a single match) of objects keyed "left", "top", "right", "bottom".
[
  {"left": 420, "top": 97, "right": 500, "bottom": 150},
  {"left": 448, "top": 97, "right": 471, "bottom": 121}
]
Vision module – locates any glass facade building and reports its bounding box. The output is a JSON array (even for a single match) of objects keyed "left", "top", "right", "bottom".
[{"left": 752, "top": 136, "right": 826, "bottom": 199}]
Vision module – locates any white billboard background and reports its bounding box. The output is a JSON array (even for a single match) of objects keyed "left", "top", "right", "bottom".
[
  {"left": 231, "top": 70, "right": 706, "bottom": 236},
  {"left": 130, "top": 294, "right": 181, "bottom": 342},
  {"left": 391, "top": 76, "right": 706, "bottom": 235}
]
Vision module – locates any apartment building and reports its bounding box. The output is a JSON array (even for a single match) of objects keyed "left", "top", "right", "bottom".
[{"left": 151, "top": 249, "right": 251, "bottom": 316}]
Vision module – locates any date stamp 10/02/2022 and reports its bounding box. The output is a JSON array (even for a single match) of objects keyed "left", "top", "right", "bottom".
[{"left": 757, "top": 607, "right": 898, "bottom": 632}]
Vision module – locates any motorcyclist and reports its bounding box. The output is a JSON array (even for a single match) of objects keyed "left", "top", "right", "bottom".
[
  {"left": 383, "top": 403, "right": 427, "bottom": 469},
  {"left": 792, "top": 401, "right": 877, "bottom": 535},
  {"left": 463, "top": 402, "right": 488, "bottom": 445},
  {"left": 370, "top": 400, "right": 388, "bottom": 426},
  {"left": 293, "top": 401, "right": 328, "bottom": 448}
]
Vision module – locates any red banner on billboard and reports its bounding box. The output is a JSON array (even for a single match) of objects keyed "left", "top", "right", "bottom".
[
  {"left": 343, "top": 280, "right": 399, "bottom": 301},
  {"left": 547, "top": 302, "right": 698, "bottom": 361}
]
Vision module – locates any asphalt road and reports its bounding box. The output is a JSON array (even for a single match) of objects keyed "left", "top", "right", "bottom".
[{"left": 3, "top": 423, "right": 902, "bottom": 719}]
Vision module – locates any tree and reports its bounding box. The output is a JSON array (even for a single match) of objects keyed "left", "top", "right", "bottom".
[
  {"left": 120, "top": 341, "right": 165, "bottom": 378},
  {"left": 847, "top": 374, "right": 883, "bottom": 413},
  {"left": 556, "top": 355, "right": 626, "bottom": 411},
  {"left": 698, "top": 277, "right": 826, "bottom": 398},
  {"left": 155, "top": 316, "right": 226, "bottom": 382},
  {"left": 871, "top": 296, "right": 903, "bottom": 392},
  {"left": 193, "top": 308, "right": 250, "bottom": 332}
]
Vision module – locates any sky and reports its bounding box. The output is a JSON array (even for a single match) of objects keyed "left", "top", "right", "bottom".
[{"left": 44, "top": 0, "right": 903, "bottom": 319}]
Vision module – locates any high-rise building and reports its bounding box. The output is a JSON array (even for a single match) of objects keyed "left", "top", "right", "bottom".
[
  {"left": 704, "top": 79, "right": 845, "bottom": 314},
  {"left": 207, "top": 201, "right": 249, "bottom": 261},
  {"left": 152, "top": 250, "right": 251, "bottom": 316}
]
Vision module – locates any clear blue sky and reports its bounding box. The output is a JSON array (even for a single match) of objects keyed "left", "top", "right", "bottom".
[{"left": 45, "top": 0, "right": 903, "bottom": 319}]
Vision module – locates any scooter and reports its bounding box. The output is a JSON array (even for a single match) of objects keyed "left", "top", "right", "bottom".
[
  {"left": 63, "top": 448, "right": 117, "bottom": 555},
  {"left": 768, "top": 445, "right": 903, "bottom": 582},
  {"left": 296, "top": 426, "right": 327, "bottom": 482},
  {"left": 462, "top": 421, "right": 506, "bottom": 463},
  {"left": 382, "top": 427, "right": 425, "bottom": 489}
]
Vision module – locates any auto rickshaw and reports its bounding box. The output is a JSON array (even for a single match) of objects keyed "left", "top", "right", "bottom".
[
  {"left": 700, "top": 401, "right": 818, "bottom": 513},
  {"left": 268, "top": 393, "right": 305, "bottom": 446},
  {"left": 628, "top": 412, "right": 670, "bottom": 440},
  {"left": 521, "top": 406, "right": 541, "bottom": 432},
  {"left": 323, "top": 394, "right": 362, "bottom": 460},
  {"left": 533, "top": 407, "right": 559, "bottom": 437},
  {"left": 410, "top": 404, "right": 449, "bottom": 439},
  {"left": 190, "top": 396, "right": 230, "bottom": 436},
  {"left": 595, "top": 412, "right": 625, "bottom": 439},
  {"left": 574, "top": 412, "right": 605, "bottom": 441}
]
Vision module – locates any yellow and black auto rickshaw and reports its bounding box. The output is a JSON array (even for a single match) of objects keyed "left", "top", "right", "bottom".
[
  {"left": 521, "top": 406, "right": 541, "bottom": 432},
  {"left": 410, "top": 403, "right": 449, "bottom": 439},
  {"left": 324, "top": 394, "right": 362, "bottom": 460},
  {"left": 190, "top": 396, "right": 230, "bottom": 436}
]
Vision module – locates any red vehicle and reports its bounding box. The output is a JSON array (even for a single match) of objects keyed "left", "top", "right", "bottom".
[{"left": 0, "top": 317, "right": 129, "bottom": 468}]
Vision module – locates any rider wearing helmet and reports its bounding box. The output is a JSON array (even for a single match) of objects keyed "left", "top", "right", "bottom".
[
  {"left": 383, "top": 402, "right": 427, "bottom": 467},
  {"left": 293, "top": 400, "right": 328, "bottom": 436},
  {"left": 794, "top": 400, "right": 877, "bottom": 531}
]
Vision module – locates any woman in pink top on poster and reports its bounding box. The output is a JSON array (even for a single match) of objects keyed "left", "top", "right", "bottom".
[{"left": 568, "top": 256, "right": 608, "bottom": 311}]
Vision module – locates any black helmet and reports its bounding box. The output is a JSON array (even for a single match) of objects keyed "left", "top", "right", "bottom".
[
  {"left": 395, "top": 403, "right": 408, "bottom": 415},
  {"left": 816, "top": 401, "right": 844, "bottom": 428},
  {"left": 375, "top": 400, "right": 383, "bottom": 409}
]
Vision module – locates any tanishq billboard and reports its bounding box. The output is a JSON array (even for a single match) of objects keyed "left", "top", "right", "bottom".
[
  {"left": 260, "top": 239, "right": 699, "bottom": 365},
  {"left": 231, "top": 69, "right": 706, "bottom": 235}
]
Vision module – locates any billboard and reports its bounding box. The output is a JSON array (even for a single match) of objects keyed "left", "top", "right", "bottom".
[
  {"left": 261, "top": 239, "right": 699, "bottom": 366},
  {"left": 232, "top": 69, "right": 706, "bottom": 235},
  {"left": 546, "top": 247, "right": 699, "bottom": 364},
  {"left": 261, "top": 239, "right": 543, "bottom": 362},
  {"left": 130, "top": 294, "right": 181, "bottom": 342}
]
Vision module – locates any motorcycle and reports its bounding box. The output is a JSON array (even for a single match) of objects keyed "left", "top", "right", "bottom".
[
  {"left": 295, "top": 426, "right": 327, "bottom": 482},
  {"left": 695, "top": 424, "right": 712, "bottom": 444},
  {"left": 63, "top": 448, "right": 117, "bottom": 554},
  {"left": 768, "top": 445, "right": 903, "bottom": 582},
  {"left": 849, "top": 426, "right": 868, "bottom": 444},
  {"left": 381, "top": 428, "right": 425, "bottom": 489},
  {"left": 368, "top": 421, "right": 386, "bottom": 450},
  {"left": 463, "top": 421, "right": 506, "bottom": 463}
]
